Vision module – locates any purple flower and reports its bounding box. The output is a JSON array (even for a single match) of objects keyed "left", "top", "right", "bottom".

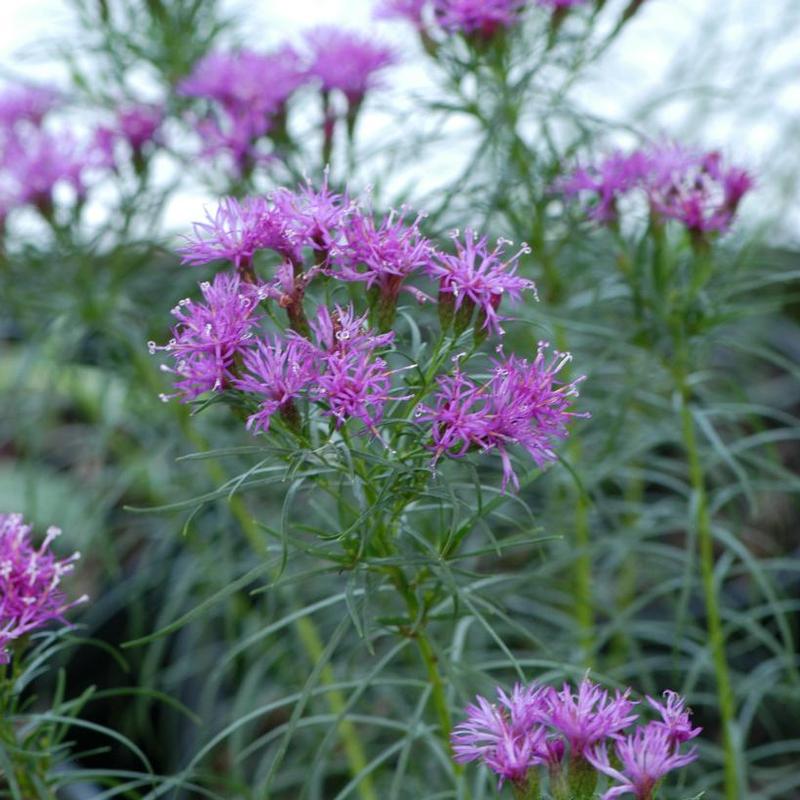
[
  {"left": 305, "top": 28, "right": 396, "bottom": 105},
  {"left": 305, "top": 304, "right": 395, "bottom": 354},
  {"left": 0, "top": 128, "right": 104, "bottom": 213},
  {"left": 149, "top": 272, "right": 265, "bottom": 401},
  {"left": 374, "top": 0, "right": 428, "bottom": 28},
  {"left": 179, "top": 196, "right": 300, "bottom": 271},
  {"left": 179, "top": 47, "right": 306, "bottom": 120},
  {"left": 0, "top": 513, "right": 88, "bottom": 663},
  {"left": 427, "top": 230, "right": 535, "bottom": 335},
  {"left": 586, "top": 723, "right": 698, "bottom": 800},
  {"left": 117, "top": 104, "right": 163, "bottom": 152},
  {"left": 644, "top": 143, "right": 753, "bottom": 234},
  {"left": 0, "top": 84, "right": 59, "bottom": 129},
  {"left": 314, "top": 349, "right": 396, "bottom": 429},
  {"left": 558, "top": 150, "right": 650, "bottom": 224},
  {"left": 273, "top": 176, "right": 353, "bottom": 255},
  {"left": 333, "top": 208, "right": 432, "bottom": 323},
  {"left": 420, "top": 345, "right": 585, "bottom": 491},
  {"left": 646, "top": 691, "right": 702, "bottom": 746},
  {"left": 545, "top": 677, "right": 639, "bottom": 757},
  {"left": 234, "top": 336, "right": 317, "bottom": 432},
  {"left": 433, "top": 0, "right": 526, "bottom": 36},
  {"left": 451, "top": 684, "right": 551, "bottom": 788}
]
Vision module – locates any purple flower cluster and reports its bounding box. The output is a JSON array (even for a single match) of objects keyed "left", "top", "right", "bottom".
[
  {"left": 452, "top": 677, "right": 700, "bottom": 798},
  {"left": 376, "top": 0, "right": 589, "bottom": 37},
  {"left": 0, "top": 513, "right": 88, "bottom": 663},
  {"left": 560, "top": 142, "right": 753, "bottom": 234},
  {"left": 0, "top": 84, "right": 112, "bottom": 221},
  {"left": 179, "top": 31, "right": 395, "bottom": 172},
  {"left": 156, "top": 177, "right": 580, "bottom": 490},
  {"left": 420, "top": 346, "right": 584, "bottom": 490}
]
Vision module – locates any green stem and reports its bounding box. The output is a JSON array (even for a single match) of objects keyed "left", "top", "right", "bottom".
[
  {"left": 182, "top": 421, "right": 377, "bottom": 800},
  {"left": 677, "top": 374, "right": 740, "bottom": 800}
]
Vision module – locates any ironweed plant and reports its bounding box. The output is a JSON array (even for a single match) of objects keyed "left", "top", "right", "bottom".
[{"left": 0, "top": 0, "right": 798, "bottom": 799}]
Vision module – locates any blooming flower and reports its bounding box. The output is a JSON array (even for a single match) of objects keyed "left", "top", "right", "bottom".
[
  {"left": 545, "top": 677, "right": 638, "bottom": 757},
  {"left": 646, "top": 691, "right": 702, "bottom": 746},
  {"left": 0, "top": 84, "right": 59, "bottom": 130},
  {"left": 432, "top": 0, "right": 526, "bottom": 37},
  {"left": 234, "top": 336, "right": 317, "bottom": 432},
  {"left": 305, "top": 304, "right": 394, "bottom": 355},
  {"left": 272, "top": 176, "right": 353, "bottom": 255},
  {"left": 558, "top": 150, "right": 650, "bottom": 223},
  {"left": 0, "top": 128, "right": 104, "bottom": 213},
  {"left": 451, "top": 684, "right": 552, "bottom": 787},
  {"left": 644, "top": 143, "right": 753, "bottom": 234},
  {"left": 586, "top": 723, "right": 698, "bottom": 799},
  {"left": 179, "top": 47, "right": 307, "bottom": 120},
  {"left": 305, "top": 28, "right": 396, "bottom": 105},
  {"left": 419, "top": 345, "right": 584, "bottom": 491},
  {"left": 116, "top": 104, "right": 163, "bottom": 152},
  {"left": 0, "top": 513, "right": 88, "bottom": 663},
  {"left": 179, "top": 196, "right": 300, "bottom": 271},
  {"left": 334, "top": 207, "right": 432, "bottom": 326},
  {"left": 149, "top": 272, "right": 265, "bottom": 400},
  {"left": 374, "top": 0, "right": 428, "bottom": 28},
  {"left": 427, "top": 230, "right": 535, "bottom": 335}
]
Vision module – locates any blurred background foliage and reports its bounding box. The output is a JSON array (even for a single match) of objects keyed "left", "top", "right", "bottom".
[{"left": 0, "top": 1, "right": 798, "bottom": 798}]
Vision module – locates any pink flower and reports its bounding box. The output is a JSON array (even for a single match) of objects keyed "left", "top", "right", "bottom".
[
  {"left": 179, "top": 196, "right": 300, "bottom": 270},
  {"left": 545, "top": 677, "right": 638, "bottom": 757},
  {"left": 0, "top": 513, "right": 88, "bottom": 663},
  {"left": 333, "top": 208, "right": 432, "bottom": 323},
  {"left": 0, "top": 84, "right": 59, "bottom": 129},
  {"left": 150, "top": 272, "right": 265, "bottom": 400},
  {"left": 451, "top": 684, "right": 552, "bottom": 788},
  {"left": 234, "top": 336, "right": 317, "bottom": 432},
  {"left": 305, "top": 28, "right": 396, "bottom": 105},
  {"left": 586, "top": 723, "right": 698, "bottom": 799},
  {"left": 426, "top": 230, "right": 535, "bottom": 335},
  {"left": 305, "top": 304, "right": 394, "bottom": 354},
  {"left": 374, "top": 0, "right": 428, "bottom": 28},
  {"left": 116, "top": 104, "right": 163, "bottom": 152},
  {"left": 646, "top": 691, "right": 702, "bottom": 746},
  {"left": 419, "top": 345, "right": 585, "bottom": 491},
  {"left": 433, "top": 0, "right": 526, "bottom": 37}
]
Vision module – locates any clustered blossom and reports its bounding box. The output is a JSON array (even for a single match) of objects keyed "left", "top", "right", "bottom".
[
  {"left": 149, "top": 272, "right": 265, "bottom": 400},
  {"left": 427, "top": 229, "right": 535, "bottom": 335},
  {"left": 452, "top": 678, "right": 699, "bottom": 798},
  {"left": 0, "top": 84, "right": 112, "bottom": 221},
  {"left": 0, "top": 513, "right": 88, "bottom": 663},
  {"left": 420, "top": 345, "right": 584, "bottom": 491},
  {"left": 179, "top": 30, "right": 396, "bottom": 172},
  {"left": 154, "top": 177, "right": 580, "bottom": 492},
  {"left": 376, "top": 0, "right": 590, "bottom": 37},
  {"left": 561, "top": 142, "right": 753, "bottom": 234}
]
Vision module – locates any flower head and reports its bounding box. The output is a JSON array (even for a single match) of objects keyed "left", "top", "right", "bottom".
[
  {"left": 116, "top": 104, "right": 163, "bottom": 152},
  {"left": 427, "top": 230, "right": 535, "bottom": 335},
  {"left": 179, "top": 196, "right": 300, "bottom": 270},
  {"left": 420, "top": 344, "right": 584, "bottom": 491},
  {"left": 305, "top": 28, "right": 396, "bottom": 105},
  {"left": 234, "top": 336, "right": 317, "bottom": 432},
  {"left": 587, "top": 723, "right": 698, "bottom": 799},
  {"left": 433, "top": 0, "right": 526, "bottom": 37},
  {"left": 0, "top": 84, "right": 59, "bottom": 130},
  {"left": 646, "top": 691, "right": 701, "bottom": 746},
  {"left": 375, "top": 0, "right": 428, "bottom": 28},
  {"left": 558, "top": 150, "right": 650, "bottom": 223},
  {"left": 0, "top": 513, "right": 88, "bottom": 663},
  {"left": 451, "top": 684, "right": 551, "bottom": 787},
  {"left": 545, "top": 677, "right": 638, "bottom": 757},
  {"left": 334, "top": 207, "right": 432, "bottom": 305},
  {"left": 306, "top": 304, "right": 394, "bottom": 354},
  {"left": 150, "top": 272, "right": 265, "bottom": 400},
  {"left": 179, "top": 47, "right": 306, "bottom": 120}
]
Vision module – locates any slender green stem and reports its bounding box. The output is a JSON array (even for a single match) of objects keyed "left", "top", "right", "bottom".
[
  {"left": 677, "top": 374, "right": 740, "bottom": 800},
  {"left": 181, "top": 421, "right": 377, "bottom": 800}
]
